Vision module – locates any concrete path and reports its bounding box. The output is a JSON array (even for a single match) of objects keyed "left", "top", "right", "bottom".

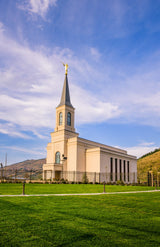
[{"left": 0, "top": 190, "right": 160, "bottom": 197}]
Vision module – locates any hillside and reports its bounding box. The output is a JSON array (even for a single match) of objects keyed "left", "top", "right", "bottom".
[
  {"left": 137, "top": 149, "right": 160, "bottom": 181},
  {"left": 7, "top": 158, "right": 46, "bottom": 171}
]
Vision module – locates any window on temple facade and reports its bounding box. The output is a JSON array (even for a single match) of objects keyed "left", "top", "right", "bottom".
[
  {"left": 123, "top": 160, "right": 126, "bottom": 181},
  {"left": 115, "top": 158, "right": 117, "bottom": 181},
  {"left": 67, "top": 112, "right": 71, "bottom": 126},
  {"left": 59, "top": 112, "right": 63, "bottom": 125},
  {"left": 55, "top": 152, "right": 61, "bottom": 164},
  {"left": 110, "top": 157, "right": 113, "bottom": 181},
  {"left": 127, "top": 161, "right": 130, "bottom": 181},
  {"left": 119, "top": 159, "right": 122, "bottom": 181}
]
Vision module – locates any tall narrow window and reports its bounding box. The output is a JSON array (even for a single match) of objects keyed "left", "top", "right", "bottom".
[
  {"left": 110, "top": 157, "right": 113, "bottom": 181},
  {"left": 67, "top": 112, "right": 71, "bottom": 126},
  {"left": 119, "top": 159, "right": 122, "bottom": 181},
  {"left": 59, "top": 112, "right": 63, "bottom": 126},
  {"left": 55, "top": 152, "right": 61, "bottom": 164},
  {"left": 127, "top": 161, "right": 130, "bottom": 182},
  {"left": 115, "top": 159, "right": 117, "bottom": 181},
  {"left": 123, "top": 160, "right": 126, "bottom": 181}
]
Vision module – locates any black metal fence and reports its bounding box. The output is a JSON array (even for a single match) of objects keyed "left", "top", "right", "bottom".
[
  {"left": 138, "top": 170, "right": 160, "bottom": 186},
  {"left": 0, "top": 167, "right": 160, "bottom": 186},
  {"left": 0, "top": 168, "right": 42, "bottom": 182},
  {"left": 0, "top": 168, "right": 137, "bottom": 184},
  {"left": 43, "top": 170, "right": 137, "bottom": 184}
]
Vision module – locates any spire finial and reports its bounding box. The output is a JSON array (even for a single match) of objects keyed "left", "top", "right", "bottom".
[{"left": 62, "top": 63, "right": 69, "bottom": 75}]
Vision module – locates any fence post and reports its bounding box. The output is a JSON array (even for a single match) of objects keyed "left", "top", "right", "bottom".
[
  {"left": 158, "top": 172, "right": 160, "bottom": 187},
  {"left": 15, "top": 169, "right": 17, "bottom": 182},
  {"left": 30, "top": 169, "right": 32, "bottom": 183},
  {"left": 155, "top": 180, "right": 157, "bottom": 190},
  {"left": 0, "top": 163, "right": 3, "bottom": 182},
  {"left": 103, "top": 182, "right": 106, "bottom": 193},
  {"left": 152, "top": 172, "right": 154, "bottom": 187},
  {"left": 73, "top": 171, "right": 75, "bottom": 183},
  {"left": 147, "top": 172, "right": 150, "bottom": 186},
  {"left": 23, "top": 181, "right": 26, "bottom": 195},
  {"left": 94, "top": 172, "right": 96, "bottom": 184}
]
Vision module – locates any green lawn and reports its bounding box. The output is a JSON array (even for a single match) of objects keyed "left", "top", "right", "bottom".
[
  {"left": 0, "top": 183, "right": 159, "bottom": 195},
  {"left": 0, "top": 192, "right": 160, "bottom": 246}
]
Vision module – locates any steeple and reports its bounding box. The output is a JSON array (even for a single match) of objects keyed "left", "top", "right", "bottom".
[
  {"left": 55, "top": 64, "right": 76, "bottom": 133},
  {"left": 58, "top": 74, "right": 73, "bottom": 108}
]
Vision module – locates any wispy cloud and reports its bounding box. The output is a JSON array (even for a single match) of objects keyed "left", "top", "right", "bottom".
[
  {"left": 0, "top": 22, "right": 4, "bottom": 33},
  {"left": 72, "top": 84, "right": 120, "bottom": 124},
  {"left": 0, "top": 122, "right": 31, "bottom": 139},
  {"left": 105, "top": 0, "right": 153, "bottom": 38},
  {"left": 90, "top": 47, "right": 101, "bottom": 61},
  {"left": 61, "top": 0, "right": 152, "bottom": 40},
  {"left": 0, "top": 145, "right": 45, "bottom": 156},
  {"left": 19, "top": 0, "right": 58, "bottom": 19},
  {"left": 124, "top": 142, "right": 159, "bottom": 158},
  {"left": 1, "top": 21, "right": 160, "bottom": 140},
  {"left": 0, "top": 27, "right": 120, "bottom": 138},
  {"left": 0, "top": 2, "right": 160, "bottom": 140}
]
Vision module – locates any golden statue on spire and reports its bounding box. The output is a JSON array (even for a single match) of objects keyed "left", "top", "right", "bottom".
[{"left": 62, "top": 63, "right": 69, "bottom": 75}]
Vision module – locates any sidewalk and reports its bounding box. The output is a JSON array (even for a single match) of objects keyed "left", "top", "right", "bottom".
[{"left": 0, "top": 190, "right": 160, "bottom": 197}]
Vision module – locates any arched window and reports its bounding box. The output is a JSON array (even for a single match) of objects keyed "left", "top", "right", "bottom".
[
  {"left": 67, "top": 112, "right": 71, "bottom": 126},
  {"left": 59, "top": 112, "right": 63, "bottom": 125},
  {"left": 55, "top": 152, "right": 61, "bottom": 164}
]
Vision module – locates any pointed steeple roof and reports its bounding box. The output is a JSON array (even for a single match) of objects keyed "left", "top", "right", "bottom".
[{"left": 57, "top": 74, "right": 73, "bottom": 108}]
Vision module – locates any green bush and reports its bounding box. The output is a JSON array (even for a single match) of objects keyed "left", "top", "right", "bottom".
[
  {"left": 82, "top": 173, "right": 89, "bottom": 184},
  {"left": 116, "top": 180, "right": 125, "bottom": 185}
]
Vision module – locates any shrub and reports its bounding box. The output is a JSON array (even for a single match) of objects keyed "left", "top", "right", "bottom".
[
  {"left": 116, "top": 180, "right": 125, "bottom": 186},
  {"left": 82, "top": 173, "right": 89, "bottom": 184}
]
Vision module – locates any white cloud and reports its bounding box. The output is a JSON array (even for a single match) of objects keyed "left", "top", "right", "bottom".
[
  {"left": 0, "top": 145, "right": 45, "bottom": 156},
  {"left": 90, "top": 47, "right": 101, "bottom": 61},
  {"left": 124, "top": 143, "right": 159, "bottom": 158},
  {"left": 72, "top": 85, "right": 120, "bottom": 124},
  {"left": 0, "top": 94, "right": 54, "bottom": 128},
  {"left": 139, "top": 142, "right": 155, "bottom": 147},
  {"left": 0, "top": 123, "right": 31, "bottom": 139},
  {"left": 0, "top": 29, "right": 121, "bottom": 138},
  {"left": 98, "top": 49, "right": 160, "bottom": 127},
  {"left": 1, "top": 19, "right": 160, "bottom": 140},
  {"left": 0, "top": 22, "right": 4, "bottom": 33},
  {"left": 19, "top": 0, "right": 58, "bottom": 19},
  {"left": 104, "top": 0, "right": 152, "bottom": 38}
]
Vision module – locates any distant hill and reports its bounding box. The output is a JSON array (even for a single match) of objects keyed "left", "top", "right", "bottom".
[
  {"left": 137, "top": 148, "right": 160, "bottom": 181},
  {"left": 139, "top": 148, "right": 160, "bottom": 160},
  {"left": 7, "top": 158, "right": 46, "bottom": 171}
]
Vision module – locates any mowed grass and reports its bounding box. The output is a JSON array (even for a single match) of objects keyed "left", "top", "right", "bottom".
[
  {"left": 0, "top": 183, "right": 159, "bottom": 195},
  {"left": 0, "top": 192, "right": 160, "bottom": 246}
]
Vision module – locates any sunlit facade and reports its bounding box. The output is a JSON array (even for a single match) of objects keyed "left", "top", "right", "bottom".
[{"left": 43, "top": 73, "right": 137, "bottom": 183}]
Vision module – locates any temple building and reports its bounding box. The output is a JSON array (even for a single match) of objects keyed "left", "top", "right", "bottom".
[{"left": 43, "top": 66, "right": 137, "bottom": 183}]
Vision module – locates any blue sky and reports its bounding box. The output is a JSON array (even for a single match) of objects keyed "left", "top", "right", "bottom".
[{"left": 0, "top": 0, "right": 160, "bottom": 165}]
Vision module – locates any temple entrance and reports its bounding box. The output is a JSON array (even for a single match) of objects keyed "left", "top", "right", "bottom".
[{"left": 55, "top": 171, "right": 61, "bottom": 180}]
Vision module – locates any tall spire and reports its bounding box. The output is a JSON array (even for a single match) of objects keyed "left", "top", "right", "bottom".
[{"left": 58, "top": 74, "right": 73, "bottom": 108}]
